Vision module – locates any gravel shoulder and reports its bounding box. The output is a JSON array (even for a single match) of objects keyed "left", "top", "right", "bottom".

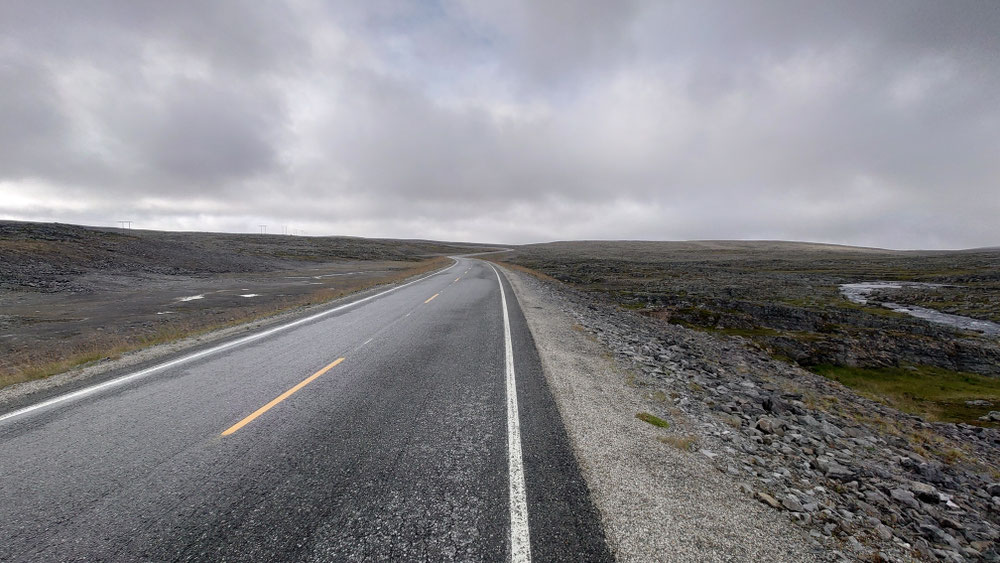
[{"left": 503, "top": 266, "right": 824, "bottom": 562}]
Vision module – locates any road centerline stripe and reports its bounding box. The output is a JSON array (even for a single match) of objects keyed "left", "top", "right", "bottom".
[
  {"left": 424, "top": 293, "right": 439, "bottom": 304},
  {"left": 490, "top": 264, "right": 532, "bottom": 563},
  {"left": 221, "top": 357, "right": 344, "bottom": 436},
  {"left": 0, "top": 260, "right": 457, "bottom": 426}
]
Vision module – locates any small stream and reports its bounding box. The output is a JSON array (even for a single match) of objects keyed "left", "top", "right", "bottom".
[{"left": 839, "top": 282, "right": 1000, "bottom": 336}]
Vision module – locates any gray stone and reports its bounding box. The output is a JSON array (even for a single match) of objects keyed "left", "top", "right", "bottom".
[
  {"left": 790, "top": 512, "right": 811, "bottom": 525},
  {"left": 825, "top": 461, "right": 854, "bottom": 480},
  {"left": 762, "top": 395, "right": 789, "bottom": 415},
  {"left": 819, "top": 420, "right": 845, "bottom": 438},
  {"left": 800, "top": 414, "right": 820, "bottom": 427},
  {"left": 780, "top": 495, "right": 804, "bottom": 512},
  {"left": 755, "top": 417, "right": 784, "bottom": 435},
  {"left": 919, "top": 523, "right": 957, "bottom": 547},
  {"left": 890, "top": 488, "right": 919, "bottom": 510},
  {"left": 961, "top": 547, "right": 983, "bottom": 559},
  {"left": 910, "top": 481, "right": 940, "bottom": 503},
  {"left": 965, "top": 399, "right": 992, "bottom": 407},
  {"left": 939, "top": 517, "right": 964, "bottom": 531}
]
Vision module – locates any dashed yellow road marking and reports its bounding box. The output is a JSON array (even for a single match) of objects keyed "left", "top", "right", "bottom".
[
  {"left": 222, "top": 357, "right": 345, "bottom": 436},
  {"left": 424, "top": 293, "right": 439, "bottom": 304}
]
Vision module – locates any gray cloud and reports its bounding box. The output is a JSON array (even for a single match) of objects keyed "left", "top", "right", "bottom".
[{"left": 1, "top": 0, "right": 998, "bottom": 248}]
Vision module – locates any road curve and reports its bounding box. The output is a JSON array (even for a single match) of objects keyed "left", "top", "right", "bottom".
[{"left": 0, "top": 257, "right": 611, "bottom": 562}]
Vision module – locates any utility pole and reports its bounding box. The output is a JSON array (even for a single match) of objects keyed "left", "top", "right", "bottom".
[
  {"left": 117, "top": 220, "right": 132, "bottom": 232},
  {"left": 259, "top": 224, "right": 267, "bottom": 234}
]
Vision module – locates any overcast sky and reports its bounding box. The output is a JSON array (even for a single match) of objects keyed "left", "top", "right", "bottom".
[{"left": 1, "top": 1, "right": 998, "bottom": 248}]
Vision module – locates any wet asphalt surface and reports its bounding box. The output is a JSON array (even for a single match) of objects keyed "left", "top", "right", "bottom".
[{"left": 0, "top": 258, "right": 612, "bottom": 562}]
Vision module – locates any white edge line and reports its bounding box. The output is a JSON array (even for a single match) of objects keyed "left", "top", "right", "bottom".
[
  {"left": 0, "top": 260, "right": 458, "bottom": 425},
  {"left": 490, "top": 263, "right": 532, "bottom": 563}
]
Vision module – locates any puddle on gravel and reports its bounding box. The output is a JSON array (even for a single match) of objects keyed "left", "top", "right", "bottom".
[{"left": 840, "top": 282, "right": 1000, "bottom": 336}]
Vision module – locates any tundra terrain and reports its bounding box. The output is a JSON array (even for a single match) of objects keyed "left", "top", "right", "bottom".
[
  {"left": 491, "top": 244, "right": 1000, "bottom": 561},
  {"left": 0, "top": 221, "right": 489, "bottom": 389},
  {"left": 499, "top": 241, "right": 1000, "bottom": 425}
]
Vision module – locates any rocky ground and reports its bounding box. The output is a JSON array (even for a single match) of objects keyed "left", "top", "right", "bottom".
[
  {"left": 504, "top": 242, "right": 1000, "bottom": 425},
  {"left": 502, "top": 264, "right": 1000, "bottom": 562},
  {"left": 0, "top": 221, "right": 483, "bottom": 292}
]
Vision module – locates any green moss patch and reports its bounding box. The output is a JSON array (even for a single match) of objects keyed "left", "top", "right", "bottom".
[
  {"left": 810, "top": 364, "right": 1000, "bottom": 425},
  {"left": 636, "top": 412, "right": 670, "bottom": 428}
]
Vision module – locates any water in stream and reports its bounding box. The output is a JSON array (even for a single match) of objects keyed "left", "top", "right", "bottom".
[{"left": 839, "top": 282, "right": 1000, "bottom": 337}]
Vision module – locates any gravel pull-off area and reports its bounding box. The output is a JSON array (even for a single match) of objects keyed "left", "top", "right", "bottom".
[
  {"left": 505, "top": 267, "right": 823, "bottom": 562},
  {"left": 502, "top": 265, "right": 1000, "bottom": 562}
]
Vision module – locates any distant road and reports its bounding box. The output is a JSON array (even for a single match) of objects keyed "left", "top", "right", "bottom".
[{"left": 0, "top": 258, "right": 611, "bottom": 561}]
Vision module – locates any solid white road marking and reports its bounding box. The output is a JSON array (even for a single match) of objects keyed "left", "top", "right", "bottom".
[
  {"left": 490, "top": 264, "right": 532, "bottom": 563},
  {"left": 0, "top": 260, "right": 457, "bottom": 425}
]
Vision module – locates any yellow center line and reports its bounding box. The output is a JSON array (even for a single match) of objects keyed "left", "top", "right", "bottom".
[
  {"left": 222, "top": 357, "right": 345, "bottom": 436},
  {"left": 454, "top": 276, "right": 461, "bottom": 282},
  {"left": 424, "top": 293, "right": 439, "bottom": 304}
]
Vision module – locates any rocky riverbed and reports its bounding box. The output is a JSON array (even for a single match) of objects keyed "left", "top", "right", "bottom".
[
  {"left": 841, "top": 283, "right": 1000, "bottom": 337},
  {"left": 504, "top": 265, "right": 1000, "bottom": 562}
]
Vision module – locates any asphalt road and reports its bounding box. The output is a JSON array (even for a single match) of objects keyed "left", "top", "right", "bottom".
[{"left": 0, "top": 258, "right": 612, "bottom": 562}]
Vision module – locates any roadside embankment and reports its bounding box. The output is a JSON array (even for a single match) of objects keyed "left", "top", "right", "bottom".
[
  {"left": 501, "top": 264, "right": 1000, "bottom": 562},
  {"left": 503, "top": 266, "right": 822, "bottom": 562}
]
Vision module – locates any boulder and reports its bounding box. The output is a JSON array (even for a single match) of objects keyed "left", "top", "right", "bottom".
[
  {"left": 910, "top": 482, "right": 940, "bottom": 503},
  {"left": 756, "top": 416, "right": 784, "bottom": 435},
  {"left": 762, "top": 395, "right": 789, "bottom": 415},
  {"left": 890, "top": 488, "right": 919, "bottom": 510}
]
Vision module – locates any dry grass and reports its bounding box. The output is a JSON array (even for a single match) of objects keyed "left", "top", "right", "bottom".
[
  {"left": 810, "top": 363, "right": 1000, "bottom": 425},
  {"left": 479, "top": 258, "right": 562, "bottom": 284},
  {"left": 0, "top": 257, "right": 450, "bottom": 390},
  {"left": 658, "top": 434, "right": 699, "bottom": 451}
]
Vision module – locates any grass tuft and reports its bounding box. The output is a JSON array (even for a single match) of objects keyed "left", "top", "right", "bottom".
[
  {"left": 636, "top": 411, "right": 670, "bottom": 428},
  {"left": 658, "top": 434, "right": 698, "bottom": 451}
]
